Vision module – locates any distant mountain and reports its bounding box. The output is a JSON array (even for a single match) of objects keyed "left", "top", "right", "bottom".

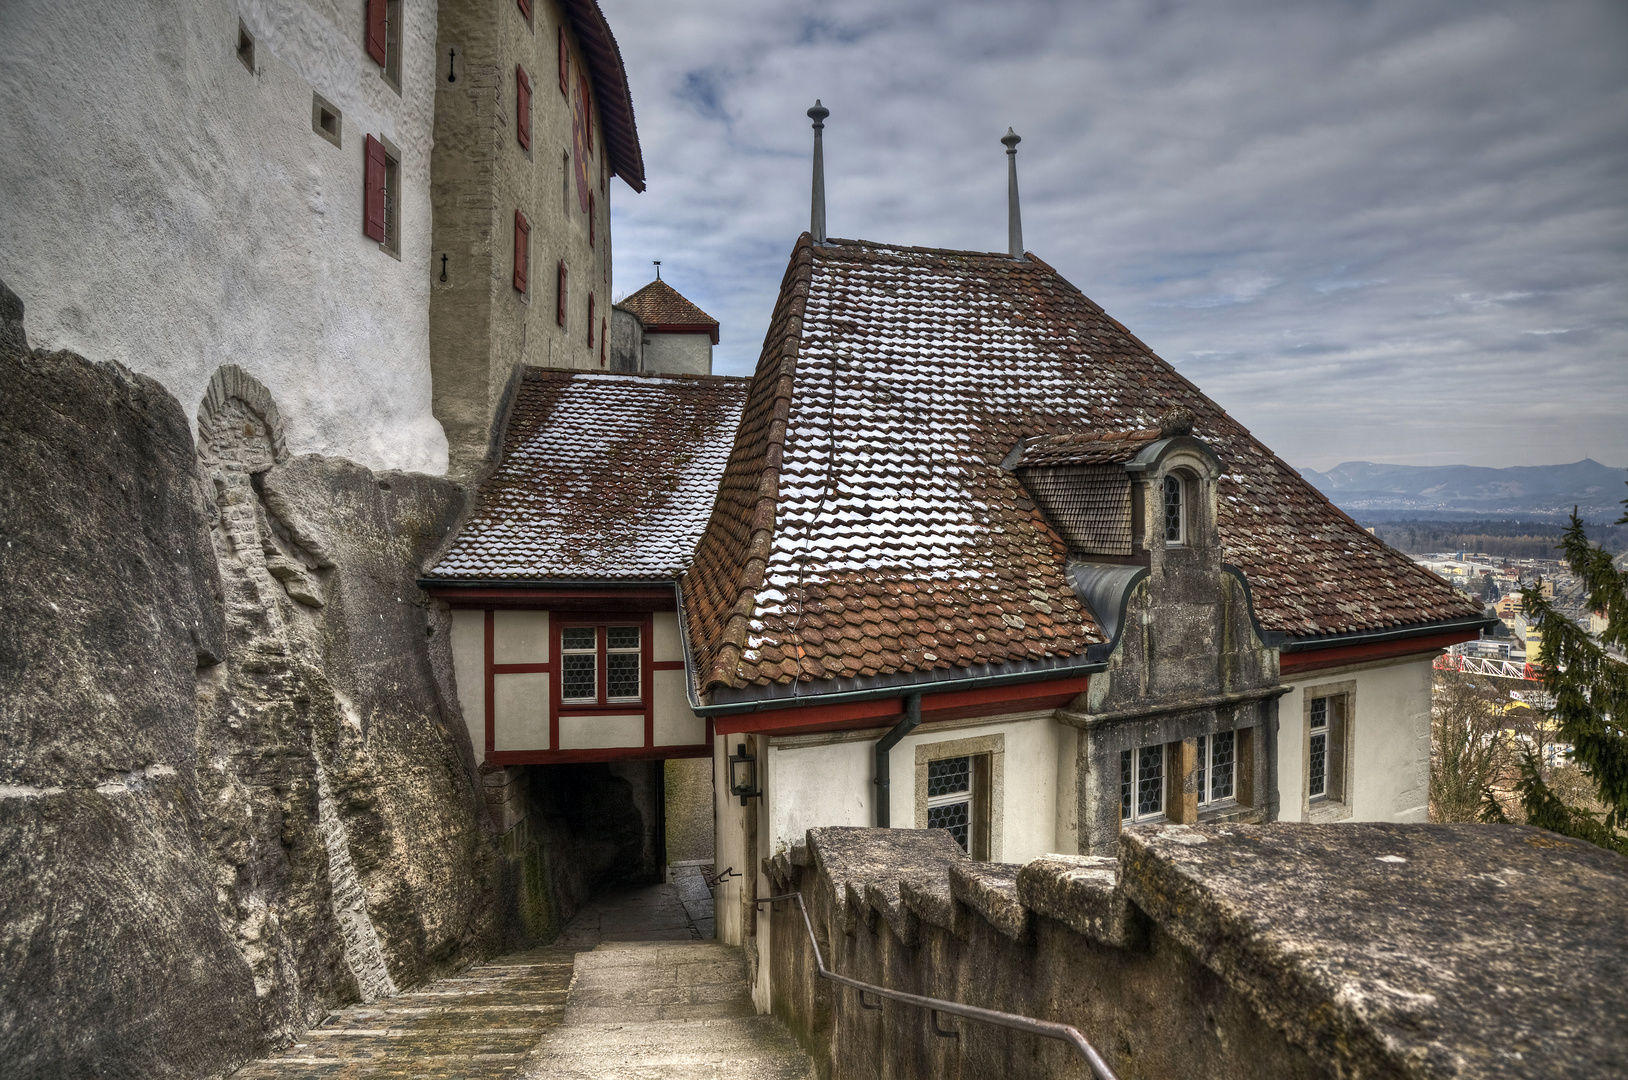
[{"left": 1297, "top": 459, "right": 1627, "bottom": 522}]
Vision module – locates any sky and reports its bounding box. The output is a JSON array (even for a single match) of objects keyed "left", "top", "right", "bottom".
[{"left": 599, "top": 0, "right": 1627, "bottom": 472}]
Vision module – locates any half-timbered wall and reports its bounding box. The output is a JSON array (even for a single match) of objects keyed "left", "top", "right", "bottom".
[{"left": 449, "top": 609, "right": 709, "bottom": 763}]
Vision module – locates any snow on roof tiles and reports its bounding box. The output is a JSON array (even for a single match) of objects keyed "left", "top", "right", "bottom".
[
  {"left": 681, "top": 235, "right": 1482, "bottom": 694},
  {"left": 428, "top": 368, "right": 746, "bottom": 581}
]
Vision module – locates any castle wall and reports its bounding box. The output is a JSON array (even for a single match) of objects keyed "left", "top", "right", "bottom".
[{"left": 0, "top": 0, "right": 448, "bottom": 474}]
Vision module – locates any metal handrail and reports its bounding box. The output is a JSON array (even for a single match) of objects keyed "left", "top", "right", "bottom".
[{"left": 758, "top": 892, "right": 1120, "bottom": 1080}]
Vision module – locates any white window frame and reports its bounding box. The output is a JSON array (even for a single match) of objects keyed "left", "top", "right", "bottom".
[
  {"left": 1121, "top": 743, "right": 1167, "bottom": 823},
  {"left": 1195, "top": 730, "right": 1237, "bottom": 807},
  {"left": 560, "top": 626, "right": 597, "bottom": 703},
  {"left": 605, "top": 625, "right": 641, "bottom": 703},
  {"left": 925, "top": 754, "right": 975, "bottom": 852}
]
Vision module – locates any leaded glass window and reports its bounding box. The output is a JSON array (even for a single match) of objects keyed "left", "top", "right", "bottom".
[
  {"left": 926, "top": 755, "right": 973, "bottom": 851},
  {"left": 606, "top": 625, "right": 640, "bottom": 700},
  {"left": 1120, "top": 749, "right": 1133, "bottom": 821},
  {"left": 561, "top": 626, "right": 596, "bottom": 702},
  {"left": 1209, "top": 730, "right": 1235, "bottom": 802},
  {"left": 1309, "top": 697, "right": 1328, "bottom": 799},
  {"left": 1137, "top": 744, "right": 1164, "bottom": 818},
  {"left": 1163, "top": 475, "right": 1185, "bottom": 544}
]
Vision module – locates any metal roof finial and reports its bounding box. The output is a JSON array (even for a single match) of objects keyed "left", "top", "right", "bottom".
[
  {"left": 809, "top": 100, "right": 830, "bottom": 245},
  {"left": 1002, "top": 128, "right": 1024, "bottom": 261},
  {"left": 653, "top": 260, "right": 661, "bottom": 281}
]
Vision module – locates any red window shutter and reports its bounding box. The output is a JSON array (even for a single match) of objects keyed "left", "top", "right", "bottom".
[
  {"left": 580, "top": 72, "right": 594, "bottom": 154},
  {"left": 587, "top": 294, "right": 595, "bottom": 345},
  {"left": 365, "top": 0, "right": 387, "bottom": 66},
  {"left": 558, "top": 27, "right": 569, "bottom": 94},
  {"left": 556, "top": 261, "right": 567, "bottom": 326},
  {"left": 599, "top": 318, "right": 607, "bottom": 365},
  {"left": 518, "top": 0, "right": 532, "bottom": 19},
  {"left": 513, "top": 211, "right": 530, "bottom": 293},
  {"left": 588, "top": 194, "right": 595, "bottom": 247},
  {"left": 363, "top": 135, "right": 387, "bottom": 241},
  {"left": 516, "top": 66, "right": 531, "bottom": 149}
]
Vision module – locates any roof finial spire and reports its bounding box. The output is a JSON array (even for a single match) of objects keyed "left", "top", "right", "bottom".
[
  {"left": 808, "top": 100, "right": 829, "bottom": 245},
  {"left": 1001, "top": 128, "right": 1024, "bottom": 260},
  {"left": 653, "top": 260, "right": 661, "bottom": 281}
]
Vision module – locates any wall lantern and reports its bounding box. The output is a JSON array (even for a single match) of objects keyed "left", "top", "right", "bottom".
[{"left": 728, "top": 743, "right": 761, "bottom": 806}]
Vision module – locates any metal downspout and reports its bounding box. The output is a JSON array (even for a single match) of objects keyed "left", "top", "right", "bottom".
[{"left": 874, "top": 693, "right": 922, "bottom": 827}]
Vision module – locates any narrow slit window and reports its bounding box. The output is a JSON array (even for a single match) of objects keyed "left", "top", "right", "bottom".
[
  {"left": 556, "top": 261, "right": 568, "bottom": 327},
  {"left": 561, "top": 627, "right": 596, "bottom": 702},
  {"left": 1120, "top": 748, "right": 1133, "bottom": 821},
  {"left": 1163, "top": 474, "right": 1185, "bottom": 545},
  {"left": 926, "top": 755, "right": 973, "bottom": 851},
  {"left": 516, "top": 65, "right": 531, "bottom": 150},
  {"left": 237, "top": 21, "right": 256, "bottom": 73},
  {"left": 312, "top": 93, "right": 342, "bottom": 148},
  {"left": 606, "top": 626, "right": 640, "bottom": 701}
]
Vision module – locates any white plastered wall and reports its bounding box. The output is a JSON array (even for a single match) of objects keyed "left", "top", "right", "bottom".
[
  {"left": 641, "top": 332, "right": 712, "bottom": 375},
  {"left": 1276, "top": 654, "right": 1434, "bottom": 823},
  {"left": 0, "top": 0, "right": 448, "bottom": 473},
  {"left": 449, "top": 609, "right": 485, "bottom": 758}
]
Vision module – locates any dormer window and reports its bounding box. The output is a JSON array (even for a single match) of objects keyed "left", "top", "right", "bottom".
[{"left": 1163, "top": 474, "right": 1186, "bottom": 545}]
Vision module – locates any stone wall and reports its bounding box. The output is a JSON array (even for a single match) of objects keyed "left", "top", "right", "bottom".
[
  {"left": 0, "top": 282, "right": 505, "bottom": 1079},
  {"left": 765, "top": 823, "right": 1627, "bottom": 1080}
]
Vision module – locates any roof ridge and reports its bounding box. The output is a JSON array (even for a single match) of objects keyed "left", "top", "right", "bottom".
[
  {"left": 817, "top": 235, "right": 1045, "bottom": 263},
  {"left": 521, "top": 365, "right": 744, "bottom": 384}
]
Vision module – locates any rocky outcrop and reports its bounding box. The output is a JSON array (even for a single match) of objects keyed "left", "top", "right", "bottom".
[
  {"left": 0, "top": 281, "right": 502, "bottom": 1079},
  {"left": 767, "top": 823, "right": 1628, "bottom": 1080}
]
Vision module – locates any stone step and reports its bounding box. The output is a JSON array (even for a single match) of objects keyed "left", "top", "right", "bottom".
[
  {"left": 527, "top": 1017, "right": 817, "bottom": 1079},
  {"left": 561, "top": 941, "right": 754, "bottom": 1024}
]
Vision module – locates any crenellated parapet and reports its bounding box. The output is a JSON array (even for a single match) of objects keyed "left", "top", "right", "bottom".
[{"left": 764, "top": 822, "right": 1627, "bottom": 1080}]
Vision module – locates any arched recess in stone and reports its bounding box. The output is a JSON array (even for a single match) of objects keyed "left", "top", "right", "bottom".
[{"left": 197, "top": 363, "right": 287, "bottom": 467}]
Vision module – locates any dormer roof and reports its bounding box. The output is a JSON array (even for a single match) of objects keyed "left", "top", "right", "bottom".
[{"left": 680, "top": 235, "right": 1484, "bottom": 697}]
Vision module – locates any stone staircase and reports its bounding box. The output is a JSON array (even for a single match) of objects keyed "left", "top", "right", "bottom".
[{"left": 522, "top": 941, "right": 815, "bottom": 1079}]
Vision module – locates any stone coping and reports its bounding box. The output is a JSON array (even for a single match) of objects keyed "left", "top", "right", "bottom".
[{"left": 767, "top": 822, "right": 1628, "bottom": 1079}]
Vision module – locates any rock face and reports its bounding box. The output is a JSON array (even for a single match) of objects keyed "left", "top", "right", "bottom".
[{"left": 0, "top": 281, "right": 503, "bottom": 1079}]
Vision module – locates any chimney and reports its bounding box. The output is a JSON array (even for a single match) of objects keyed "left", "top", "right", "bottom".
[
  {"left": 808, "top": 100, "right": 829, "bottom": 244},
  {"left": 1002, "top": 127, "right": 1023, "bottom": 260}
]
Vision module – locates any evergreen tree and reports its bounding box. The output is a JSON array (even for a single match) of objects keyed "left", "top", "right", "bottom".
[{"left": 1481, "top": 485, "right": 1628, "bottom": 856}]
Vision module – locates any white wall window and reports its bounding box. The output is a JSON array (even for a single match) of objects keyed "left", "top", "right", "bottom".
[
  {"left": 926, "top": 755, "right": 973, "bottom": 850},
  {"left": 1307, "top": 691, "right": 1351, "bottom": 804},
  {"left": 606, "top": 626, "right": 641, "bottom": 701},
  {"left": 1196, "top": 730, "right": 1236, "bottom": 805},
  {"left": 1121, "top": 744, "right": 1166, "bottom": 822},
  {"left": 561, "top": 626, "right": 596, "bottom": 702},
  {"left": 1163, "top": 474, "right": 1185, "bottom": 545}
]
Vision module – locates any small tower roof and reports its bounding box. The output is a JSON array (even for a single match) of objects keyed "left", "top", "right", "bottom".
[{"left": 615, "top": 279, "right": 720, "bottom": 344}]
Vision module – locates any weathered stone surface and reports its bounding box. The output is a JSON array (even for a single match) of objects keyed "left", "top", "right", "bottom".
[
  {"left": 1, "top": 294, "right": 505, "bottom": 1079},
  {"left": 1016, "top": 854, "right": 1146, "bottom": 948},
  {"left": 770, "top": 824, "right": 1628, "bottom": 1080},
  {"left": 807, "top": 825, "right": 964, "bottom": 933},
  {"left": 1, "top": 316, "right": 254, "bottom": 1078},
  {"left": 1120, "top": 822, "right": 1628, "bottom": 1080},
  {"left": 948, "top": 861, "right": 1030, "bottom": 941}
]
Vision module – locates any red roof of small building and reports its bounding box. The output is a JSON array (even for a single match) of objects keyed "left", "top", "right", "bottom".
[
  {"left": 427, "top": 369, "right": 746, "bottom": 581},
  {"left": 680, "top": 236, "right": 1483, "bottom": 696},
  {"left": 615, "top": 280, "right": 720, "bottom": 344}
]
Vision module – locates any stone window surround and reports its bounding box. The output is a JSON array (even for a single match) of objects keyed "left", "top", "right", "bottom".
[
  {"left": 913, "top": 732, "right": 1004, "bottom": 862},
  {"left": 1301, "top": 678, "right": 1357, "bottom": 823},
  {"left": 311, "top": 92, "right": 343, "bottom": 149},
  {"left": 377, "top": 134, "right": 402, "bottom": 260}
]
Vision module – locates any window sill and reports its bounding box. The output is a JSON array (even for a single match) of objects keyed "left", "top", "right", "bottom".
[
  {"left": 1307, "top": 799, "right": 1353, "bottom": 824},
  {"left": 378, "top": 242, "right": 401, "bottom": 261}
]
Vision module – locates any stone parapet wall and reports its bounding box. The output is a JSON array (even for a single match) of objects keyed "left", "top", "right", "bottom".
[{"left": 765, "top": 823, "right": 1627, "bottom": 1080}]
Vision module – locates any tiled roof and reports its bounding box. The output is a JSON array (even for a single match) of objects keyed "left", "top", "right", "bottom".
[
  {"left": 427, "top": 369, "right": 746, "bottom": 581},
  {"left": 1014, "top": 428, "right": 1161, "bottom": 467},
  {"left": 616, "top": 279, "right": 720, "bottom": 333},
  {"left": 681, "top": 236, "right": 1482, "bottom": 694}
]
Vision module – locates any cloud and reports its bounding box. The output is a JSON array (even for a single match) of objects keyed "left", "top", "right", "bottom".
[{"left": 601, "top": 0, "right": 1628, "bottom": 471}]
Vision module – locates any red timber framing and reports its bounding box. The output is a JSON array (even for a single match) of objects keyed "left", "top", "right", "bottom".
[
  {"left": 712, "top": 675, "right": 1093, "bottom": 739},
  {"left": 1279, "top": 629, "right": 1479, "bottom": 677},
  {"left": 453, "top": 595, "right": 709, "bottom": 766}
]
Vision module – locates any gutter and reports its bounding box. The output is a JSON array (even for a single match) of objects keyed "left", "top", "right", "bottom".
[
  {"left": 1278, "top": 614, "right": 1497, "bottom": 653},
  {"left": 873, "top": 694, "right": 921, "bottom": 828},
  {"left": 417, "top": 577, "right": 678, "bottom": 590},
  {"left": 673, "top": 580, "right": 1104, "bottom": 717}
]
